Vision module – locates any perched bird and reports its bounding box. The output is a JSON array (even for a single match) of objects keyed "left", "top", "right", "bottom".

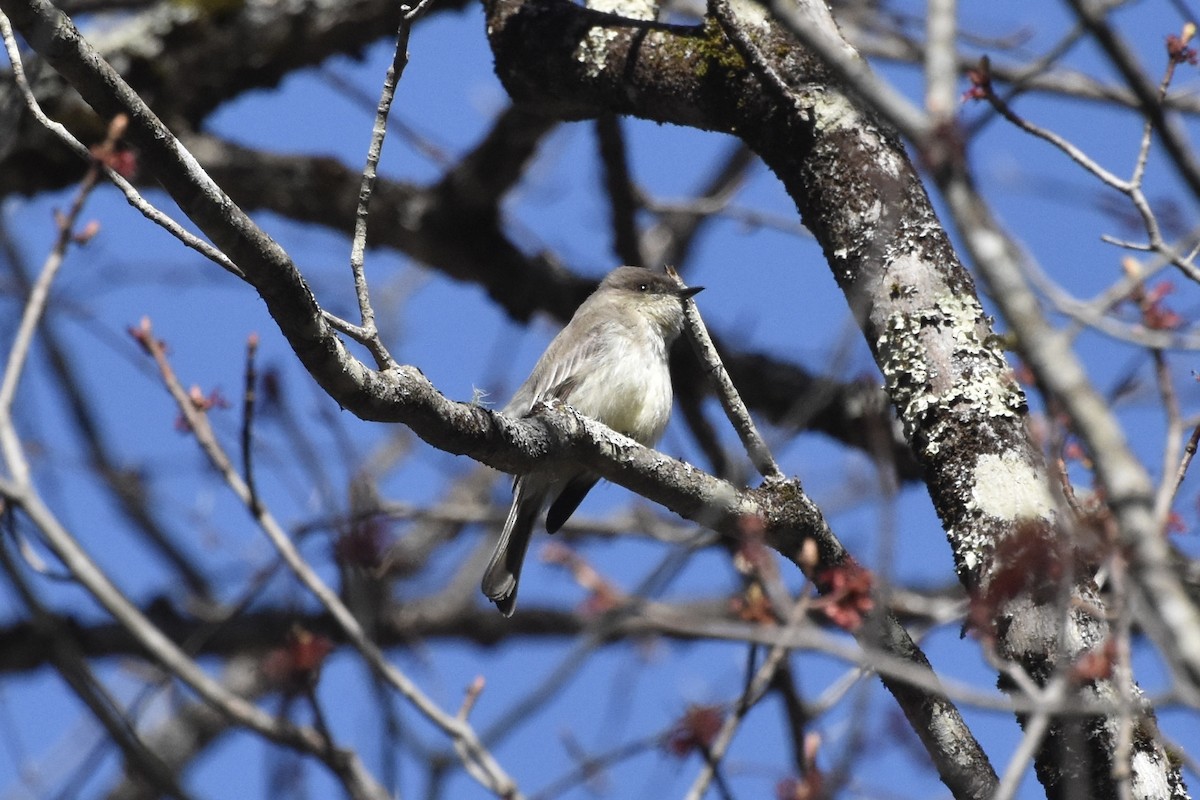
[{"left": 482, "top": 266, "right": 703, "bottom": 616}]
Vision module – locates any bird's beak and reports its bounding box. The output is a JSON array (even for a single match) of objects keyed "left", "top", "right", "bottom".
[{"left": 678, "top": 285, "right": 704, "bottom": 299}]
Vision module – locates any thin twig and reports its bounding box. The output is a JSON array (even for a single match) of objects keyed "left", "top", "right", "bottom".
[
  {"left": 0, "top": 478, "right": 388, "bottom": 798},
  {"left": 683, "top": 596, "right": 809, "bottom": 800},
  {"left": 1110, "top": 257, "right": 1192, "bottom": 527},
  {"left": 241, "top": 332, "right": 262, "bottom": 514},
  {"left": 0, "top": 111, "right": 124, "bottom": 486},
  {"left": 0, "top": 12, "right": 242, "bottom": 279},
  {"left": 132, "top": 319, "right": 519, "bottom": 798},
  {"left": 529, "top": 733, "right": 661, "bottom": 800},
  {"left": 458, "top": 676, "right": 485, "bottom": 721},
  {"left": 1067, "top": 0, "right": 1200, "bottom": 202},
  {"left": 992, "top": 708, "right": 1052, "bottom": 800},
  {"left": 977, "top": 65, "right": 1130, "bottom": 193},
  {"left": 1018, "top": 233, "right": 1200, "bottom": 350},
  {"left": 0, "top": 536, "right": 194, "bottom": 800},
  {"left": 666, "top": 266, "right": 783, "bottom": 481},
  {"left": 1151, "top": 350, "right": 1184, "bottom": 525},
  {"left": 1165, "top": 420, "right": 1200, "bottom": 510},
  {"left": 924, "top": 0, "right": 958, "bottom": 120},
  {"left": 347, "top": 0, "right": 436, "bottom": 371},
  {"left": 974, "top": 27, "right": 1200, "bottom": 285}
]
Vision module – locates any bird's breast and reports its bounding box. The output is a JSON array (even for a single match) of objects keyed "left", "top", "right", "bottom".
[{"left": 571, "top": 330, "right": 672, "bottom": 446}]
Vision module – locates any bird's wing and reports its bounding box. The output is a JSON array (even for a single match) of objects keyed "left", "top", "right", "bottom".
[{"left": 504, "top": 317, "right": 614, "bottom": 415}]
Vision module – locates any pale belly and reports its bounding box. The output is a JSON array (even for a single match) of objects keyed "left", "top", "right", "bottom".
[{"left": 575, "top": 334, "right": 672, "bottom": 445}]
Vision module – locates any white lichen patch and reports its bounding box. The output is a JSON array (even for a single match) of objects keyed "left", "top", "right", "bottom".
[
  {"left": 811, "top": 90, "right": 881, "bottom": 146},
  {"left": 959, "top": 544, "right": 977, "bottom": 572},
  {"left": 575, "top": 0, "right": 656, "bottom": 73},
  {"left": 865, "top": 198, "right": 883, "bottom": 225},
  {"left": 587, "top": 0, "right": 656, "bottom": 17},
  {"left": 936, "top": 296, "right": 1018, "bottom": 421},
  {"left": 575, "top": 27, "right": 620, "bottom": 78},
  {"left": 1131, "top": 751, "right": 1176, "bottom": 799},
  {"left": 971, "top": 452, "right": 1054, "bottom": 522},
  {"left": 950, "top": 521, "right": 995, "bottom": 576},
  {"left": 876, "top": 279, "right": 1024, "bottom": 461},
  {"left": 729, "top": 0, "right": 770, "bottom": 27},
  {"left": 876, "top": 309, "right": 932, "bottom": 439}
]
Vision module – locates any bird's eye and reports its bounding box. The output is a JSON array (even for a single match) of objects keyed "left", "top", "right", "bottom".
[{"left": 637, "top": 283, "right": 649, "bottom": 292}]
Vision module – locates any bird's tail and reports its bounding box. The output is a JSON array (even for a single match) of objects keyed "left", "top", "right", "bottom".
[{"left": 482, "top": 479, "right": 540, "bottom": 617}]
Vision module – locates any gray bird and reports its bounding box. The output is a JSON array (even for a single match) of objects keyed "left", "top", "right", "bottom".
[{"left": 482, "top": 266, "right": 703, "bottom": 616}]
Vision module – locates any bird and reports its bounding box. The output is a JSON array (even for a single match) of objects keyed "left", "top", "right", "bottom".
[{"left": 481, "top": 266, "right": 703, "bottom": 616}]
